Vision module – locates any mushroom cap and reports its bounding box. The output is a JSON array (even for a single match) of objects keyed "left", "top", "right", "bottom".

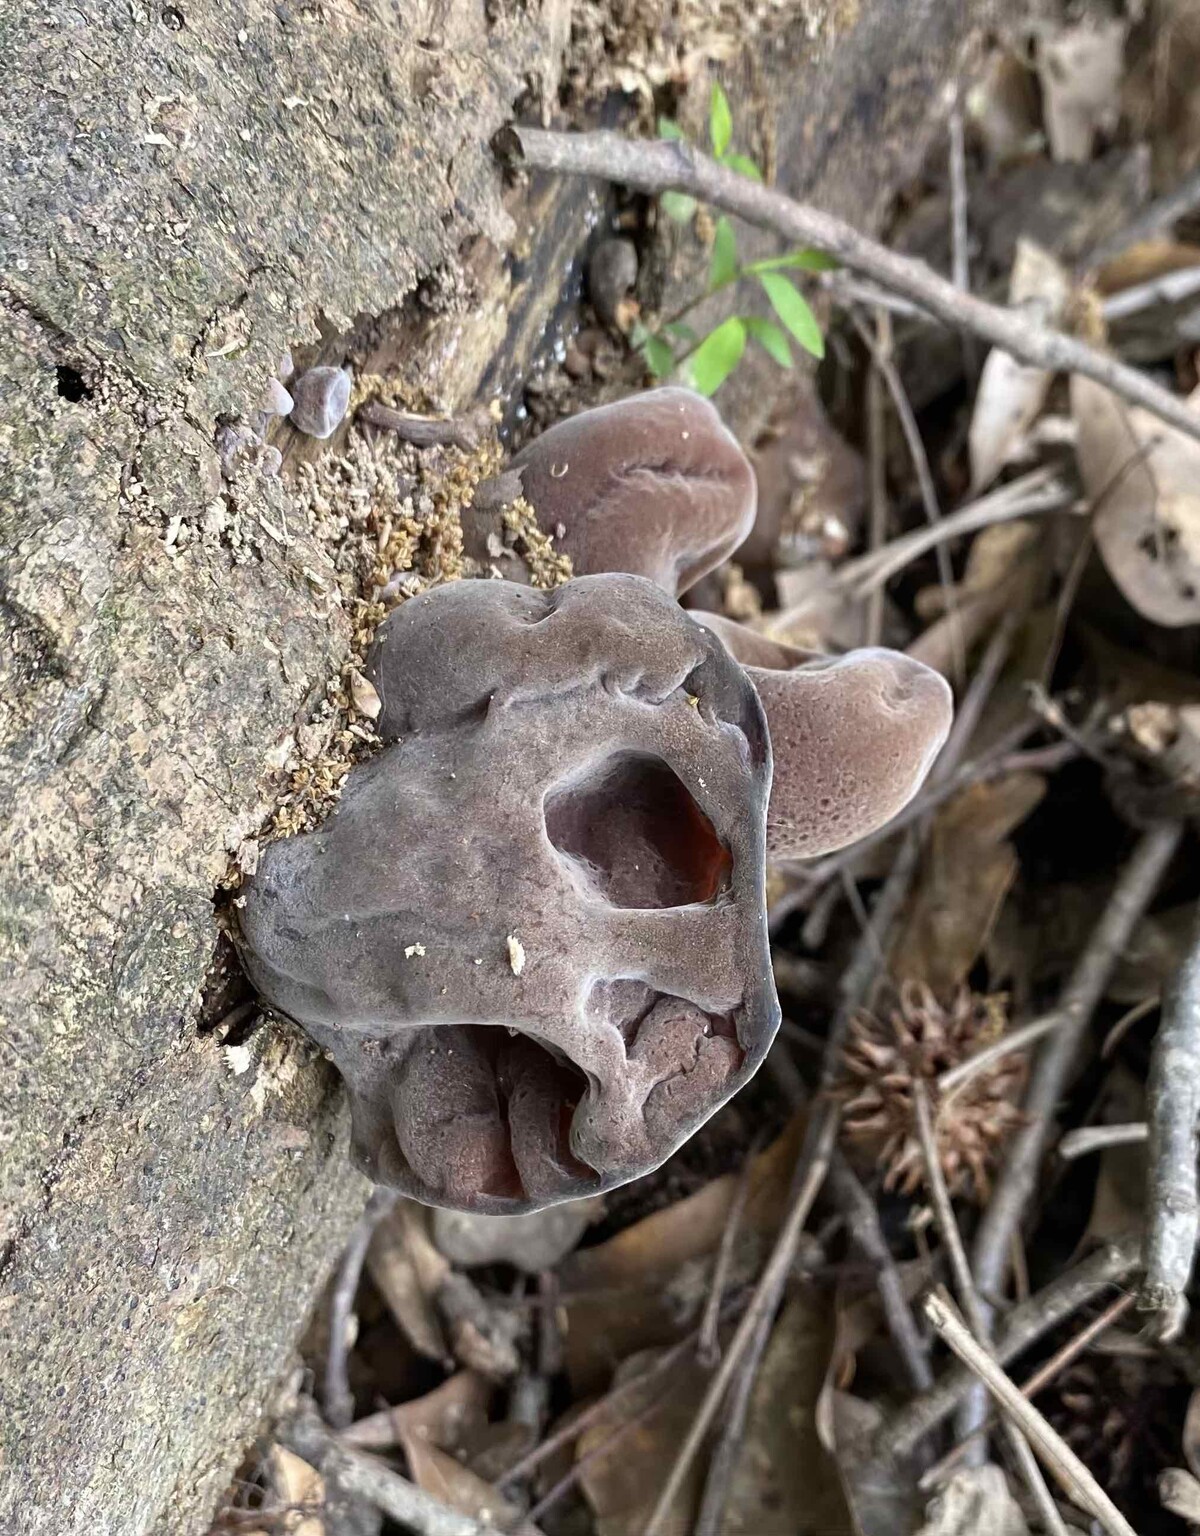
[
  {"left": 236, "top": 574, "right": 778, "bottom": 1214},
  {"left": 480, "top": 388, "right": 756, "bottom": 596},
  {"left": 695, "top": 614, "right": 953, "bottom": 860}
]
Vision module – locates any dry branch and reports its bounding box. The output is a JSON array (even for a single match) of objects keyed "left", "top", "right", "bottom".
[
  {"left": 924, "top": 1292, "right": 1137, "bottom": 1536},
  {"left": 1143, "top": 899, "right": 1200, "bottom": 1320},
  {"left": 502, "top": 128, "right": 1200, "bottom": 447}
]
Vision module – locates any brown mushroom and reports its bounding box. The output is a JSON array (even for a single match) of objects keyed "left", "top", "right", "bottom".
[
  {"left": 694, "top": 612, "right": 953, "bottom": 860},
  {"left": 468, "top": 388, "right": 756, "bottom": 595},
  {"left": 237, "top": 574, "right": 777, "bottom": 1213}
]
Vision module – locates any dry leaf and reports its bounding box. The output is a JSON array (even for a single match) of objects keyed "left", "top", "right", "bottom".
[
  {"left": 576, "top": 1348, "right": 710, "bottom": 1536},
  {"left": 432, "top": 1197, "right": 601, "bottom": 1272},
  {"left": 967, "top": 50, "right": 1043, "bottom": 167},
  {"left": 402, "top": 1435, "right": 540, "bottom": 1532},
  {"left": 1081, "top": 1066, "right": 1148, "bottom": 1246},
  {"left": 723, "top": 1288, "right": 852, "bottom": 1535},
  {"left": 559, "top": 1113, "right": 804, "bottom": 1391},
  {"left": 1037, "top": 20, "right": 1126, "bottom": 162},
  {"left": 268, "top": 1447, "right": 325, "bottom": 1536},
  {"left": 969, "top": 242, "right": 1070, "bottom": 491},
  {"left": 342, "top": 1370, "right": 491, "bottom": 1451},
  {"left": 367, "top": 1200, "right": 449, "bottom": 1363},
  {"left": 916, "top": 1466, "right": 1030, "bottom": 1536},
  {"left": 1071, "top": 374, "right": 1200, "bottom": 626},
  {"left": 893, "top": 774, "right": 1047, "bottom": 996},
  {"left": 1161, "top": 1466, "right": 1200, "bottom": 1528}
]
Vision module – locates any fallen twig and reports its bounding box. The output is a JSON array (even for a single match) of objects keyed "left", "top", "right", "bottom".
[
  {"left": 502, "top": 127, "right": 1200, "bottom": 447},
  {"left": 1143, "top": 898, "right": 1200, "bottom": 1323},
  {"left": 913, "top": 1085, "right": 1065, "bottom": 1531},
  {"left": 325, "top": 1189, "right": 399, "bottom": 1430},
  {"left": 829, "top": 1152, "right": 934, "bottom": 1393},
  {"left": 964, "top": 822, "right": 1182, "bottom": 1433},
  {"left": 1059, "top": 1122, "right": 1149, "bottom": 1160},
  {"left": 359, "top": 400, "right": 487, "bottom": 450},
  {"left": 879, "top": 1232, "right": 1141, "bottom": 1459},
  {"left": 923, "top": 1291, "right": 1138, "bottom": 1536},
  {"left": 919, "top": 1289, "right": 1138, "bottom": 1490},
  {"left": 672, "top": 839, "right": 921, "bottom": 1536},
  {"left": 698, "top": 1134, "right": 764, "bottom": 1367},
  {"left": 281, "top": 1400, "right": 491, "bottom": 1536}
]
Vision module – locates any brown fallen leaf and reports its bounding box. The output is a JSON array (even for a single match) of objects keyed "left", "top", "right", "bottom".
[
  {"left": 367, "top": 1200, "right": 449, "bottom": 1363},
  {"left": 268, "top": 1446, "right": 325, "bottom": 1536},
  {"left": 1036, "top": 19, "right": 1126, "bottom": 163},
  {"left": 969, "top": 242, "right": 1070, "bottom": 492},
  {"left": 1072, "top": 374, "right": 1200, "bottom": 627},
  {"left": 342, "top": 1369, "right": 491, "bottom": 1451},
  {"left": 402, "top": 1435, "right": 541, "bottom": 1533},
  {"left": 559, "top": 1113, "right": 804, "bottom": 1392},
  {"left": 892, "top": 774, "right": 1047, "bottom": 997},
  {"left": 916, "top": 1466, "right": 1030, "bottom": 1536},
  {"left": 722, "top": 1286, "right": 853, "bottom": 1535},
  {"left": 576, "top": 1347, "right": 710, "bottom": 1536}
]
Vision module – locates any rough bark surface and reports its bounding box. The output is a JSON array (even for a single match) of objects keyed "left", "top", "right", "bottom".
[{"left": 0, "top": 1, "right": 979, "bottom": 1530}]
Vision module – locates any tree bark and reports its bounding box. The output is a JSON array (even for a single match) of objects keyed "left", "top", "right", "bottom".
[{"left": 0, "top": 1, "right": 982, "bottom": 1530}]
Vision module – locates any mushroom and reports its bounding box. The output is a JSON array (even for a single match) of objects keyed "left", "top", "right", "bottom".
[
  {"left": 467, "top": 388, "right": 756, "bottom": 595},
  {"left": 238, "top": 574, "right": 951, "bottom": 1214},
  {"left": 693, "top": 611, "right": 953, "bottom": 859},
  {"left": 238, "top": 575, "right": 776, "bottom": 1212}
]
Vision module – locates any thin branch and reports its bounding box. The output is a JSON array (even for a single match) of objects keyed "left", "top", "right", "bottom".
[
  {"left": 968, "top": 824, "right": 1181, "bottom": 1330},
  {"left": 325, "top": 1190, "right": 399, "bottom": 1430},
  {"left": 358, "top": 401, "right": 487, "bottom": 450},
  {"left": 828, "top": 1153, "right": 934, "bottom": 1393},
  {"left": 913, "top": 1084, "right": 1066, "bottom": 1530},
  {"left": 1058, "top": 1123, "right": 1149, "bottom": 1160},
  {"left": 1144, "top": 898, "right": 1200, "bottom": 1318},
  {"left": 919, "top": 1290, "right": 1138, "bottom": 1490},
  {"left": 947, "top": 95, "right": 976, "bottom": 377},
  {"left": 923, "top": 1292, "right": 1138, "bottom": 1536},
  {"left": 674, "top": 838, "right": 920, "bottom": 1536},
  {"left": 503, "top": 128, "right": 1200, "bottom": 446},
  {"left": 698, "top": 1134, "right": 763, "bottom": 1366},
  {"left": 939, "top": 1008, "right": 1068, "bottom": 1098},
  {"left": 879, "top": 1232, "right": 1141, "bottom": 1459},
  {"left": 849, "top": 308, "right": 963, "bottom": 683},
  {"left": 864, "top": 309, "right": 889, "bottom": 649},
  {"left": 963, "top": 823, "right": 1181, "bottom": 1436},
  {"left": 280, "top": 1400, "right": 491, "bottom": 1536}
]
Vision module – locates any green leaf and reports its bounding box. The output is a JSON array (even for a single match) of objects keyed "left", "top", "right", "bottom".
[
  {"left": 663, "top": 320, "right": 697, "bottom": 343},
  {"left": 758, "top": 272, "right": 824, "bottom": 359},
  {"left": 661, "top": 190, "right": 697, "bottom": 223},
  {"left": 708, "top": 216, "right": 738, "bottom": 291},
  {"left": 642, "top": 334, "right": 676, "bottom": 378},
  {"left": 657, "top": 116, "right": 686, "bottom": 142},
  {"left": 629, "top": 319, "right": 650, "bottom": 347},
  {"left": 744, "top": 316, "right": 793, "bottom": 369},
  {"left": 724, "top": 152, "right": 763, "bottom": 182},
  {"left": 746, "top": 249, "right": 839, "bottom": 275},
  {"left": 709, "top": 82, "right": 733, "bottom": 158},
  {"left": 685, "top": 316, "right": 746, "bottom": 396}
]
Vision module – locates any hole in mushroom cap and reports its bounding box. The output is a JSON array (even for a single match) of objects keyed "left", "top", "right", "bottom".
[{"left": 544, "top": 751, "right": 731, "bottom": 908}]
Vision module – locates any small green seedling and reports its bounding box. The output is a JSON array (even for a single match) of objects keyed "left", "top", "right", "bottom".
[{"left": 634, "top": 83, "right": 837, "bottom": 396}]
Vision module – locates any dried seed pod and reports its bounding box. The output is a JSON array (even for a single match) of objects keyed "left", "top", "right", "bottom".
[
  {"left": 290, "top": 365, "right": 351, "bottom": 439},
  {"left": 841, "top": 981, "right": 1025, "bottom": 1202}
]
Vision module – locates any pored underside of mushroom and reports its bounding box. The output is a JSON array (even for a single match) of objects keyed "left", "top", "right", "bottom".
[
  {"left": 467, "top": 387, "right": 757, "bottom": 596},
  {"left": 237, "top": 575, "right": 778, "bottom": 1213}
]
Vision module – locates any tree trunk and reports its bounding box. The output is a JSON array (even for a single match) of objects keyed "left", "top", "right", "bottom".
[{"left": 0, "top": 2, "right": 981, "bottom": 1530}]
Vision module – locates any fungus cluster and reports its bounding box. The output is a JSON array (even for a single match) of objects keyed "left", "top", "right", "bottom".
[{"left": 237, "top": 387, "right": 952, "bottom": 1214}]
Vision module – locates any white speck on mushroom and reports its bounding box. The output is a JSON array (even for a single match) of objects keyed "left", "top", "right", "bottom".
[
  {"left": 474, "top": 957, "right": 483, "bottom": 966},
  {"left": 550, "top": 462, "right": 569, "bottom": 478},
  {"left": 404, "top": 943, "right": 426, "bottom": 958},
  {"left": 507, "top": 934, "right": 526, "bottom": 976},
  {"left": 681, "top": 430, "right": 690, "bottom": 440}
]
